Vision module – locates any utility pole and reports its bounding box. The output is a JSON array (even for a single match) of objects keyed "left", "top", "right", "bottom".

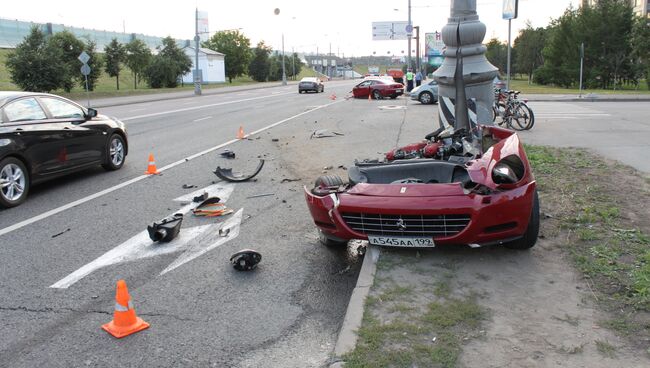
[
  {"left": 292, "top": 47, "right": 295, "bottom": 81},
  {"left": 579, "top": 42, "right": 584, "bottom": 97},
  {"left": 194, "top": 8, "right": 201, "bottom": 96},
  {"left": 407, "top": 0, "right": 412, "bottom": 69},
  {"left": 506, "top": 18, "right": 512, "bottom": 90},
  {"left": 434, "top": 0, "right": 498, "bottom": 126},
  {"left": 281, "top": 33, "right": 287, "bottom": 85},
  {"left": 414, "top": 26, "right": 420, "bottom": 73}
]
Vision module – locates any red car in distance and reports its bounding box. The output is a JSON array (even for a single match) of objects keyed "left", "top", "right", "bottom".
[{"left": 352, "top": 79, "right": 404, "bottom": 100}]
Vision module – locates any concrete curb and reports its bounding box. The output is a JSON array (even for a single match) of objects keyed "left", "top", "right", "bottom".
[
  {"left": 527, "top": 97, "right": 650, "bottom": 103},
  {"left": 329, "top": 245, "right": 381, "bottom": 367}
]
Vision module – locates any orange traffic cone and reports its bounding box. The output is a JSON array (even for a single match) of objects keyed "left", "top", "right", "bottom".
[
  {"left": 101, "top": 280, "right": 150, "bottom": 338},
  {"left": 237, "top": 126, "right": 245, "bottom": 139},
  {"left": 368, "top": 92, "right": 372, "bottom": 101},
  {"left": 330, "top": 93, "right": 336, "bottom": 100},
  {"left": 144, "top": 153, "right": 159, "bottom": 175}
]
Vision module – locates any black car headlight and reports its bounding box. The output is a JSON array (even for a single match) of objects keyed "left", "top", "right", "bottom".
[{"left": 492, "top": 155, "right": 525, "bottom": 185}]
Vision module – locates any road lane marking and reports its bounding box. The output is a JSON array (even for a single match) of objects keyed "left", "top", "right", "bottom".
[
  {"left": 128, "top": 108, "right": 147, "bottom": 112},
  {"left": 121, "top": 92, "right": 294, "bottom": 121},
  {"left": 0, "top": 99, "right": 343, "bottom": 238},
  {"left": 192, "top": 116, "right": 212, "bottom": 122},
  {"left": 50, "top": 184, "right": 236, "bottom": 288}
]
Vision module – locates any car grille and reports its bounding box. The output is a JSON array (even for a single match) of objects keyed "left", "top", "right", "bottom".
[{"left": 341, "top": 213, "right": 470, "bottom": 238}]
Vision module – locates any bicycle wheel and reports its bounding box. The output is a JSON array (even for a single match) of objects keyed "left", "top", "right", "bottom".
[
  {"left": 510, "top": 103, "right": 531, "bottom": 131},
  {"left": 522, "top": 103, "right": 535, "bottom": 130}
]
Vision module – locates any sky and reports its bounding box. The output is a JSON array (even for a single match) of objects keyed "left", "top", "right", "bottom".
[{"left": 2, "top": 0, "right": 578, "bottom": 56}]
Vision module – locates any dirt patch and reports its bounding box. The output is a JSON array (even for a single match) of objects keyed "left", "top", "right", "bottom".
[{"left": 344, "top": 146, "right": 650, "bottom": 367}]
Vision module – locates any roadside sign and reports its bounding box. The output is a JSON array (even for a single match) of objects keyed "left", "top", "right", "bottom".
[
  {"left": 78, "top": 51, "right": 90, "bottom": 64},
  {"left": 502, "top": 0, "right": 518, "bottom": 20},
  {"left": 80, "top": 64, "right": 91, "bottom": 76},
  {"left": 372, "top": 21, "right": 410, "bottom": 41}
]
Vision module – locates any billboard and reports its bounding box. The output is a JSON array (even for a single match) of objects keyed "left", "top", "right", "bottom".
[
  {"left": 372, "top": 21, "right": 410, "bottom": 40},
  {"left": 198, "top": 10, "right": 209, "bottom": 42},
  {"left": 425, "top": 32, "right": 445, "bottom": 67},
  {"left": 502, "top": 0, "right": 518, "bottom": 20}
]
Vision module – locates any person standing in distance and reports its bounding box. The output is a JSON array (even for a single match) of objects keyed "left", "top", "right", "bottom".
[
  {"left": 415, "top": 70, "right": 423, "bottom": 87},
  {"left": 405, "top": 68, "right": 414, "bottom": 92}
]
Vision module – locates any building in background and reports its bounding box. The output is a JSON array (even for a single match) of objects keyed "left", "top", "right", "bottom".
[{"left": 182, "top": 46, "right": 225, "bottom": 84}]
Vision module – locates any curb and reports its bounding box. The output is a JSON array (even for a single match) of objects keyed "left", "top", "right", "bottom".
[
  {"left": 528, "top": 97, "right": 650, "bottom": 103},
  {"left": 329, "top": 244, "right": 381, "bottom": 367}
]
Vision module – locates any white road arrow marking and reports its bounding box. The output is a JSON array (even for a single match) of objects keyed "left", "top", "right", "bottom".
[{"left": 50, "top": 184, "right": 238, "bottom": 289}]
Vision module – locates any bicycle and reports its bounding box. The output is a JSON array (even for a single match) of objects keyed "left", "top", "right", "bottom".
[{"left": 492, "top": 89, "right": 535, "bottom": 131}]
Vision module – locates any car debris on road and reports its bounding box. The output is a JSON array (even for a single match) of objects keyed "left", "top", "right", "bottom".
[
  {"left": 147, "top": 213, "right": 184, "bottom": 242},
  {"left": 214, "top": 159, "right": 265, "bottom": 182},
  {"left": 310, "top": 129, "right": 345, "bottom": 139},
  {"left": 230, "top": 249, "right": 262, "bottom": 271},
  {"left": 193, "top": 197, "right": 233, "bottom": 217}
]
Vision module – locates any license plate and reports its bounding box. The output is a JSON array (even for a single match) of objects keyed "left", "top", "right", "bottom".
[
  {"left": 396, "top": 89, "right": 403, "bottom": 93},
  {"left": 367, "top": 235, "right": 435, "bottom": 247}
]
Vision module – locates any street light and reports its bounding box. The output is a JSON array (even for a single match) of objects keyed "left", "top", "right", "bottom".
[{"left": 274, "top": 8, "right": 287, "bottom": 86}]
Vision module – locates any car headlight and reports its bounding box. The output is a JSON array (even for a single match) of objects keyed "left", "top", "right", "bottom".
[{"left": 492, "top": 155, "right": 525, "bottom": 185}]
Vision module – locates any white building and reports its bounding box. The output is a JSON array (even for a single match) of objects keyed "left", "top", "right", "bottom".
[{"left": 182, "top": 46, "right": 226, "bottom": 84}]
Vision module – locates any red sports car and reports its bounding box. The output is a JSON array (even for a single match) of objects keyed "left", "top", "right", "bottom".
[
  {"left": 352, "top": 79, "right": 404, "bottom": 100},
  {"left": 304, "top": 125, "right": 539, "bottom": 250}
]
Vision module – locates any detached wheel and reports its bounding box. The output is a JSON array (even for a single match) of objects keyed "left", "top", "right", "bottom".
[
  {"left": 312, "top": 175, "right": 344, "bottom": 194},
  {"left": 504, "top": 189, "right": 540, "bottom": 250},
  {"left": 419, "top": 91, "right": 434, "bottom": 104},
  {"left": 102, "top": 134, "right": 126, "bottom": 171},
  {"left": 318, "top": 229, "right": 348, "bottom": 247},
  {"left": 0, "top": 157, "right": 29, "bottom": 208},
  {"left": 372, "top": 90, "right": 382, "bottom": 100}
]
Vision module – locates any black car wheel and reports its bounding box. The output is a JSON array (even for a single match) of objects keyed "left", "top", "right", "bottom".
[
  {"left": 419, "top": 91, "right": 434, "bottom": 104},
  {"left": 102, "top": 134, "right": 126, "bottom": 171},
  {"left": 372, "top": 90, "right": 382, "bottom": 100},
  {"left": 0, "top": 157, "right": 30, "bottom": 208},
  {"left": 505, "top": 189, "right": 540, "bottom": 250}
]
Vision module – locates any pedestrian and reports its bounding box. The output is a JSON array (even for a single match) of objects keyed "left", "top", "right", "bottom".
[
  {"left": 405, "top": 68, "right": 414, "bottom": 92},
  {"left": 415, "top": 70, "right": 423, "bottom": 87}
]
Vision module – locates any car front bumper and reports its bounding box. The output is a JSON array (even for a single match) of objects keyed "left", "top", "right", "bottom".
[{"left": 304, "top": 181, "right": 536, "bottom": 247}]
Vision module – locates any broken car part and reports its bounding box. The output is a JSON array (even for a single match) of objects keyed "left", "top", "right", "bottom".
[
  {"left": 192, "top": 196, "right": 233, "bottom": 217},
  {"left": 220, "top": 149, "right": 236, "bottom": 159},
  {"left": 214, "top": 159, "right": 265, "bottom": 183},
  {"left": 147, "top": 213, "right": 183, "bottom": 242},
  {"left": 310, "top": 129, "right": 344, "bottom": 139},
  {"left": 193, "top": 192, "right": 209, "bottom": 203},
  {"left": 230, "top": 249, "right": 262, "bottom": 271}
]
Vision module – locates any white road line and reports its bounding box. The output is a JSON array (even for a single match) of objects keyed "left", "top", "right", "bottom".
[
  {"left": 128, "top": 108, "right": 147, "bottom": 112},
  {"left": 121, "top": 92, "right": 294, "bottom": 121},
  {"left": 0, "top": 99, "right": 343, "bottom": 238},
  {"left": 192, "top": 116, "right": 212, "bottom": 122},
  {"left": 539, "top": 117, "right": 579, "bottom": 119}
]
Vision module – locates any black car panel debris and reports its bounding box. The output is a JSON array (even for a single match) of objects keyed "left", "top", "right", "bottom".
[
  {"left": 214, "top": 159, "right": 265, "bottom": 182},
  {"left": 230, "top": 249, "right": 262, "bottom": 271},
  {"left": 147, "top": 213, "right": 184, "bottom": 242}
]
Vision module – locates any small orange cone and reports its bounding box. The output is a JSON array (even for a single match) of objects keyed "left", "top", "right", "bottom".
[
  {"left": 144, "top": 153, "right": 159, "bottom": 175},
  {"left": 330, "top": 93, "right": 336, "bottom": 100},
  {"left": 368, "top": 92, "right": 372, "bottom": 101},
  {"left": 237, "top": 126, "right": 245, "bottom": 139},
  {"left": 102, "top": 280, "right": 150, "bottom": 338}
]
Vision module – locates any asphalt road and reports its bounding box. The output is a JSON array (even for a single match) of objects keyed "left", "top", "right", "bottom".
[{"left": 1, "top": 81, "right": 648, "bottom": 368}]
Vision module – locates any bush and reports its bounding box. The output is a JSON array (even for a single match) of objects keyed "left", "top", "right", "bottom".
[{"left": 144, "top": 56, "right": 179, "bottom": 88}]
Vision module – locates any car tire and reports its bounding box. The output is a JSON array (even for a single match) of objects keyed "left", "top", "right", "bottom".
[
  {"left": 419, "top": 91, "right": 434, "bottom": 104},
  {"left": 390, "top": 94, "right": 397, "bottom": 99},
  {"left": 102, "top": 134, "right": 126, "bottom": 171},
  {"left": 318, "top": 229, "right": 348, "bottom": 247},
  {"left": 504, "top": 189, "right": 540, "bottom": 250},
  {"left": 299, "top": 90, "right": 303, "bottom": 94},
  {"left": 313, "top": 175, "right": 344, "bottom": 189},
  {"left": 372, "top": 90, "right": 382, "bottom": 100},
  {"left": 0, "top": 157, "right": 30, "bottom": 208}
]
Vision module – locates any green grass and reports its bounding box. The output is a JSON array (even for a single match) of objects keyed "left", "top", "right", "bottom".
[
  {"left": 526, "top": 145, "right": 650, "bottom": 341},
  {"left": 509, "top": 77, "right": 649, "bottom": 95},
  {"left": 595, "top": 340, "right": 617, "bottom": 358}
]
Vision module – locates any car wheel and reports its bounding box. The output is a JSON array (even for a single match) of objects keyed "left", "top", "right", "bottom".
[
  {"left": 504, "top": 189, "right": 540, "bottom": 250},
  {"left": 299, "top": 90, "right": 303, "bottom": 94},
  {"left": 0, "top": 157, "right": 29, "bottom": 208},
  {"left": 390, "top": 94, "right": 397, "bottom": 99},
  {"left": 419, "top": 91, "right": 434, "bottom": 104},
  {"left": 313, "top": 175, "right": 344, "bottom": 191},
  {"left": 372, "top": 90, "right": 382, "bottom": 100},
  {"left": 102, "top": 134, "right": 126, "bottom": 171},
  {"left": 318, "top": 229, "right": 348, "bottom": 247}
]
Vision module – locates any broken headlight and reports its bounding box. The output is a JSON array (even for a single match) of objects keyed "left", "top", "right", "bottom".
[{"left": 492, "top": 155, "right": 525, "bottom": 185}]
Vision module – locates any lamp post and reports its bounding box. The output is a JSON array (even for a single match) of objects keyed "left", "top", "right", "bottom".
[
  {"left": 274, "top": 8, "right": 287, "bottom": 85},
  {"left": 194, "top": 8, "right": 201, "bottom": 96}
]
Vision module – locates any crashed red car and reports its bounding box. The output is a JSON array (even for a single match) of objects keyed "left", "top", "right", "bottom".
[
  {"left": 304, "top": 125, "right": 539, "bottom": 250},
  {"left": 352, "top": 79, "right": 404, "bottom": 100}
]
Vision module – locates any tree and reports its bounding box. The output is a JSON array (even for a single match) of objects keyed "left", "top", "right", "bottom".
[
  {"left": 513, "top": 23, "right": 547, "bottom": 83},
  {"left": 104, "top": 38, "right": 126, "bottom": 90},
  {"left": 267, "top": 52, "right": 285, "bottom": 81},
  {"left": 144, "top": 37, "right": 192, "bottom": 88},
  {"left": 631, "top": 16, "right": 650, "bottom": 90},
  {"left": 6, "top": 27, "right": 66, "bottom": 92},
  {"left": 81, "top": 40, "right": 103, "bottom": 91},
  {"left": 203, "top": 30, "right": 252, "bottom": 83},
  {"left": 288, "top": 52, "right": 303, "bottom": 79},
  {"left": 485, "top": 38, "right": 508, "bottom": 75},
  {"left": 125, "top": 39, "right": 152, "bottom": 89},
  {"left": 248, "top": 41, "right": 272, "bottom": 82},
  {"left": 534, "top": 7, "right": 581, "bottom": 87},
  {"left": 48, "top": 31, "right": 85, "bottom": 92}
]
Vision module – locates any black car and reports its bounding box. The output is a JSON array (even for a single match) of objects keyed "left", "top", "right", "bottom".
[
  {"left": 298, "top": 77, "right": 324, "bottom": 93},
  {"left": 0, "top": 92, "right": 128, "bottom": 208}
]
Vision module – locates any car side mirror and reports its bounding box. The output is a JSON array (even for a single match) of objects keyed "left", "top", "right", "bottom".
[{"left": 86, "top": 108, "right": 98, "bottom": 120}]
